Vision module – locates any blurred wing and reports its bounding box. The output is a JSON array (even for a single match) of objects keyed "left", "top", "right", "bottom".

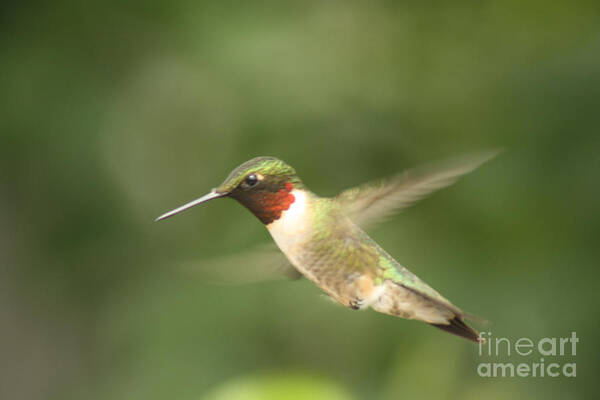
[
  {"left": 337, "top": 150, "right": 500, "bottom": 228},
  {"left": 181, "top": 243, "right": 302, "bottom": 285}
]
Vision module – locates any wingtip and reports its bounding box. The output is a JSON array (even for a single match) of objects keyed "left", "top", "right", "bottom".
[
  {"left": 482, "top": 147, "right": 505, "bottom": 160},
  {"left": 462, "top": 148, "right": 504, "bottom": 169}
]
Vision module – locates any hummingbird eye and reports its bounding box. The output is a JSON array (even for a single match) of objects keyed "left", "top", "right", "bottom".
[{"left": 241, "top": 173, "right": 259, "bottom": 189}]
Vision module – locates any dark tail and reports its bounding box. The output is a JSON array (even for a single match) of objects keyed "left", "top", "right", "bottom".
[{"left": 431, "top": 316, "right": 483, "bottom": 344}]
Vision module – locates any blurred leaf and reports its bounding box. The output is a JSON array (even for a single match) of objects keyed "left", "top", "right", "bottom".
[{"left": 202, "top": 373, "right": 354, "bottom": 400}]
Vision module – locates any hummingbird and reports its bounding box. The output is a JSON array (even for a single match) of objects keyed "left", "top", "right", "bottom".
[{"left": 156, "top": 152, "right": 497, "bottom": 343}]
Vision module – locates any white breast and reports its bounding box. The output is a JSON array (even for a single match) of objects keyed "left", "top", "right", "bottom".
[{"left": 266, "top": 189, "right": 310, "bottom": 257}]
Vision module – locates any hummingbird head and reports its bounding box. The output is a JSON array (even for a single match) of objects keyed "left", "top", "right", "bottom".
[{"left": 156, "top": 156, "right": 304, "bottom": 224}]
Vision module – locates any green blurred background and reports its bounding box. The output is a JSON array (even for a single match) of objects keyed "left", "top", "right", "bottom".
[{"left": 1, "top": 1, "right": 598, "bottom": 399}]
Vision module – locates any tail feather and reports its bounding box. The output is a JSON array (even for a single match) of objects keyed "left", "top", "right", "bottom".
[{"left": 431, "top": 316, "right": 483, "bottom": 343}]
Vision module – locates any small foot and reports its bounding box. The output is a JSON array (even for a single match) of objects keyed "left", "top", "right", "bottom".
[{"left": 349, "top": 298, "right": 364, "bottom": 310}]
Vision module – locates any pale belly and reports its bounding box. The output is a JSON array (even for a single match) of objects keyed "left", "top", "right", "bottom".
[
  {"left": 266, "top": 190, "right": 384, "bottom": 308},
  {"left": 266, "top": 189, "right": 313, "bottom": 273}
]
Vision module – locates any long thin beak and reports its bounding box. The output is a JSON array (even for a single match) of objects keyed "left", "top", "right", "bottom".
[{"left": 155, "top": 190, "right": 223, "bottom": 221}]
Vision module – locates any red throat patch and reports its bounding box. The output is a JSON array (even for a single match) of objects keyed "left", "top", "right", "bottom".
[{"left": 250, "top": 182, "right": 296, "bottom": 224}]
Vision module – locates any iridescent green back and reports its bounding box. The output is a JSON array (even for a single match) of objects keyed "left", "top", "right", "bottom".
[{"left": 299, "top": 196, "right": 455, "bottom": 309}]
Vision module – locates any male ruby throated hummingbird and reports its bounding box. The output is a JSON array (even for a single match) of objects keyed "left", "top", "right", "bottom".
[{"left": 156, "top": 152, "right": 497, "bottom": 343}]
